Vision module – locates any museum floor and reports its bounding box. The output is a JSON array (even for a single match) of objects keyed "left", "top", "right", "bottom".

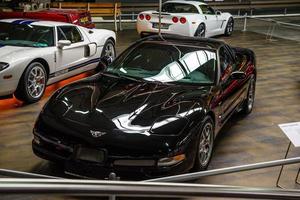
[{"left": 0, "top": 29, "right": 300, "bottom": 199}]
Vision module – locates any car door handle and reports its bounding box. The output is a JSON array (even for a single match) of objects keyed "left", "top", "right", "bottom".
[{"left": 205, "top": 16, "right": 207, "bottom": 20}]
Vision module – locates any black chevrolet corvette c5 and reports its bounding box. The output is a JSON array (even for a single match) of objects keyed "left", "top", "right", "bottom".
[{"left": 32, "top": 35, "right": 256, "bottom": 179}]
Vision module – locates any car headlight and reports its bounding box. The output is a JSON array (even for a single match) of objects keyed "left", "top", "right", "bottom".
[
  {"left": 157, "top": 154, "right": 186, "bottom": 167},
  {"left": 0, "top": 62, "right": 9, "bottom": 72}
]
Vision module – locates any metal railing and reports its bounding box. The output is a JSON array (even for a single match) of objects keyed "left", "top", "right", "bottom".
[
  {"left": 1, "top": 156, "right": 300, "bottom": 198},
  {"left": 2, "top": 178, "right": 300, "bottom": 199},
  {"left": 239, "top": 14, "right": 300, "bottom": 41}
]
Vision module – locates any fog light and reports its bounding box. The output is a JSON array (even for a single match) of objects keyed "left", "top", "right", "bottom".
[{"left": 157, "top": 154, "right": 185, "bottom": 167}]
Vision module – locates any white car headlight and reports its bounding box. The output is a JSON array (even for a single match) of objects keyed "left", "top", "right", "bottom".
[{"left": 0, "top": 62, "right": 9, "bottom": 72}]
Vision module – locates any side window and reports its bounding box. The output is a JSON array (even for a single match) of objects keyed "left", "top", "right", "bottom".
[
  {"left": 200, "top": 5, "right": 215, "bottom": 15},
  {"left": 219, "top": 46, "right": 234, "bottom": 81},
  {"left": 57, "top": 26, "right": 83, "bottom": 43},
  {"left": 207, "top": 6, "right": 215, "bottom": 15}
]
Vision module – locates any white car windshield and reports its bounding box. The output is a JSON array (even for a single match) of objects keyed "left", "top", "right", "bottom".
[
  {"left": 106, "top": 42, "right": 217, "bottom": 85},
  {"left": 0, "top": 22, "right": 54, "bottom": 47},
  {"left": 162, "top": 3, "right": 199, "bottom": 13}
]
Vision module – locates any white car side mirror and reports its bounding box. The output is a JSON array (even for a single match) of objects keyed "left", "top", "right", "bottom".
[{"left": 58, "top": 40, "right": 71, "bottom": 49}]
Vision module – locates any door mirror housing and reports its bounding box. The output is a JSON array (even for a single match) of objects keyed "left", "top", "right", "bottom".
[
  {"left": 57, "top": 40, "right": 71, "bottom": 49},
  {"left": 216, "top": 10, "right": 222, "bottom": 15},
  {"left": 230, "top": 71, "right": 246, "bottom": 80},
  {"left": 98, "top": 56, "right": 113, "bottom": 71}
]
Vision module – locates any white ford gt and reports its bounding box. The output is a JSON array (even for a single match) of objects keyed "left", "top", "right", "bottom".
[
  {"left": 0, "top": 19, "right": 116, "bottom": 103},
  {"left": 137, "top": 0, "right": 233, "bottom": 38}
]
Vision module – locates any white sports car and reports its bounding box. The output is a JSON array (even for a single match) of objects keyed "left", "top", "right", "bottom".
[
  {"left": 0, "top": 19, "right": 116, "bottom": 103},
  {"left": 137, "top": 0, "right": 233, "bottom": 38}
]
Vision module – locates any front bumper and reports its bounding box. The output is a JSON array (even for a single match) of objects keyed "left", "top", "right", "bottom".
[
  {"left": 32, "top": 133, "right": 195, "bottom": 179},
  {"left": 0, "top": 77, "right": 18, "bottom": 97}
]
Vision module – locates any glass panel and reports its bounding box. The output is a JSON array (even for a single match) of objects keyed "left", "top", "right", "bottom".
[
  {"left": 107, "top": 42, "right": 217, "bottom": 85},
  {"left": 57, "top": 26, "right": 82, "bottom": 43},
  {"left": 162, "top": 3, "right": 199, "bottom": 14},
  {"left": 200, "top": 5, "right": 215, "bottom": 15},
  {"left": 0, "top": 22, "right": 54, "bottom": 47}
]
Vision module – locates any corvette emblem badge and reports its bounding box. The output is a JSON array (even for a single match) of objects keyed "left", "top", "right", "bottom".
[{"left": 90, "top": 130, "right": 107, "bottom": 138}]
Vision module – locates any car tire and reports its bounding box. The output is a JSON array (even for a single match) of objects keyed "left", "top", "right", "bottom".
[
  {"left": 101, "top": 39, "right": 116, "bottom": 60},
  {"left": 97, "top": 39, "right": 116, "bottom": 71},
  {"left": 14, "top": 62, "right": 47, "bottom": 104},
  {"left": 224, "top": 17, "right": 234, "bottom": 36},
  {"left": 240, "top": 76, "right": 256, "bottom": 115},
  {"left": 193, "top": 116, "right": 214, "bottom": 171},
  {"left": 195, "top": 23, "right": 206, "bottom": 38}
]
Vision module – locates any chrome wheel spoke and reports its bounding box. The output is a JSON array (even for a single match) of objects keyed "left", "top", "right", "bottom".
[
  {"left": 27, "top": 64, "right": 46, "bottom": 99},
  {"left": 104, "top": 43, "right": 115, "bottom": 59},
  {"left": 198, "top": 122, "right": 213, "bottom": 166}
]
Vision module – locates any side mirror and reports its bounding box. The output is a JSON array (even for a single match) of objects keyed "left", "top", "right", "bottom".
[
  {"left": 216, "top": 10, "right": 222, "bottom": 15},
  {"left": 230, "top": 71, "right": 246, "bottom": 80},
  {"left": 57, "top": 40, "right": 71, "bottom": 49},
  {"left": 98, "top": 56, "right": 113, "bottom": 71}
]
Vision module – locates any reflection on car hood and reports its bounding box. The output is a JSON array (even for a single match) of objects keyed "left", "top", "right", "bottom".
[
  {"left": 0, "top": 45, "right": 33, "bottom": 63},
  {"left": 40, "top": 74, "right": 211, "bottom": 149}
]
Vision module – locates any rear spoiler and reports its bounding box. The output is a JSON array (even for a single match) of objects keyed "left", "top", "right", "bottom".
[{"left": 151, "top": 12, "right": 171, "bottom": 16}]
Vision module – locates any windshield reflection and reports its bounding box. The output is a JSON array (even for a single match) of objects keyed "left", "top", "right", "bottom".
[
  {"left": 0, "top": 22, "right": 54, "bottom": 47},
  {"left": 107, "top": 42, "right": 217, "bottom": 85},
  {"left": 145, "top": 50, "right": 216, "bottom": 83}
]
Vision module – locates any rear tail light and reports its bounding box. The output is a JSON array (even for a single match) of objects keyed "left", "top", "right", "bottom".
[
  {"left": 180, "top": 17, "right": 187, "bottom": 24},
  {"left": 172, "top": 16, "right": 179, "bottom": 23},
  {"left": 145, "top": 14, "right": 151, "bottom": 21},
  {"left": 139, "top": 14, "right": 144, "bottom": 20}
]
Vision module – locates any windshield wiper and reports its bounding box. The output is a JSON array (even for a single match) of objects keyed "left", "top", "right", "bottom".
[
  {"left": 143, "top": 78, "right": 174, "bottom": 86},
  {"left": 118, "top": 73, "right": 143, "bottom": 82},
  {"left": 102, "top": 71, "right": 142, "bottom": 82}
]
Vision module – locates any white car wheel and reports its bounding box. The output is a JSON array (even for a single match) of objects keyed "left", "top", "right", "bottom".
[
  {"left": 102, "top": 39, "right": 116, "bottom": 60},
  {"left": 15, "top": 62, "right": 47, "bottom": 103},
  {"left": 225, "top": 18, "right": 234, "bottom": 36},
  {"left": 97, "top": 39, "right": 116, "bottom": 71},
  {"left": 27, "top": 65, "right": 46, "bottom": 99},
  {"left": 195, "top": 23, "right": 206, "bottom": 38}
]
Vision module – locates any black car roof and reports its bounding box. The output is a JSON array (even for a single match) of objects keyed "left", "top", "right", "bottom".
[{"left": 140, "top": 34, "right": 225, "bottom": 50}]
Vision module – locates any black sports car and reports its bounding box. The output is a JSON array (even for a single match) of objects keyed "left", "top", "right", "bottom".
[{"left": 32, "top": 35, "right": 256, "bottom": 179}]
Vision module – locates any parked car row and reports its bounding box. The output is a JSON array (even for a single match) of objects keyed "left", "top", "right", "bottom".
[{"left": 0, "top": 1, "right": 256, "bottom": 179}]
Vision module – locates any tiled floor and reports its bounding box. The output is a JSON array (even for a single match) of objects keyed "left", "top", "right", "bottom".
[{"left": 0, "top": 29, "right": 300, "bottom": 199}]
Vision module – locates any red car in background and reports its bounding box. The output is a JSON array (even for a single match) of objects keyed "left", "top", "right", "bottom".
[{"left": 0, "top": 9, "right": 95, "bottom": 28}]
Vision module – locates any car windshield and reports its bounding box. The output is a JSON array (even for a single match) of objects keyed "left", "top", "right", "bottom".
[
  {"left": 106, "top": 42, "right": 217, "bottom": 85},
  {"left": 0, "top": 22, "right": 54, "bottom": 47},
  {"left": 162, "top": 3, "right": 199, "bottom": 13}
]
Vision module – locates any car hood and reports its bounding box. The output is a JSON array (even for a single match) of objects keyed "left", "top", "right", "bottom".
[
  {"left": 0, "top": 45, "right": 34, "bottom": 63},
  {"left": 39, "top": 74, "right": 211, "bottom": 151}
]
